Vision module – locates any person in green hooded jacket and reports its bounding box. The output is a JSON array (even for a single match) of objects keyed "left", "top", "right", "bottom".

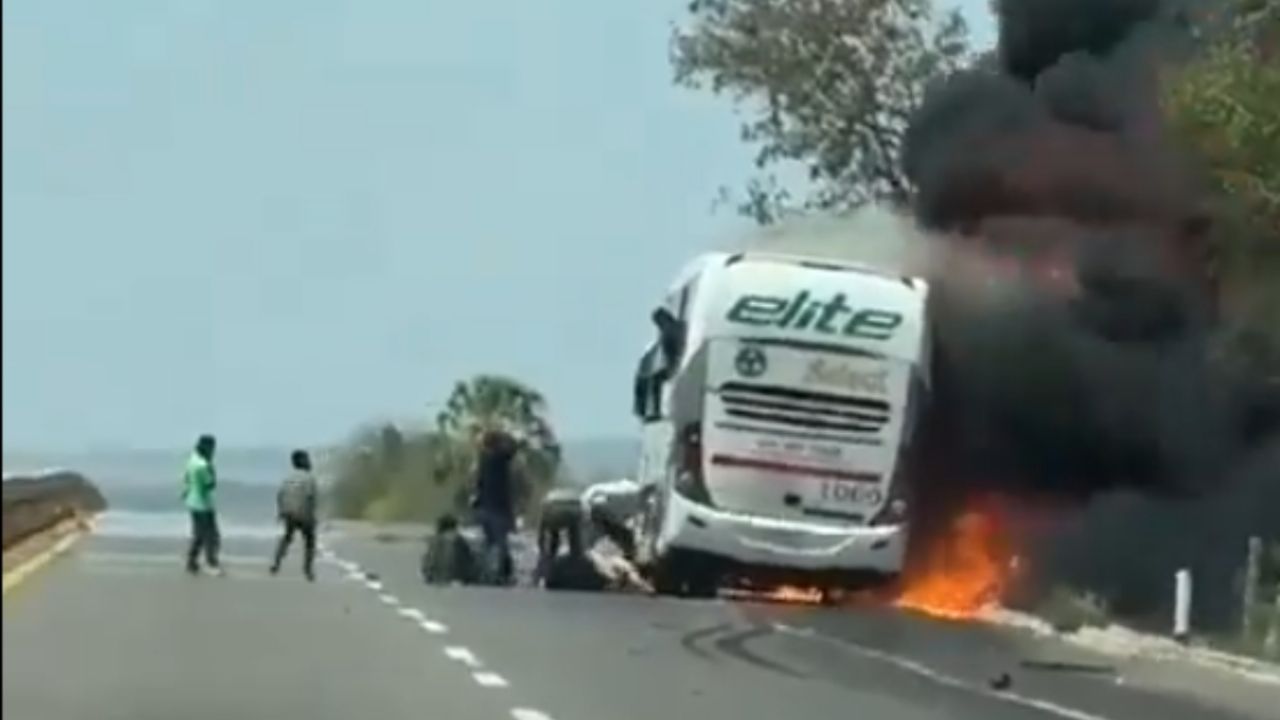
[{"left": 182, "top": 434, "right": 223, "bottom": 576}]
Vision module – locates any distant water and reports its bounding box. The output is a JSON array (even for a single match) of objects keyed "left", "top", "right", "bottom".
[
  {"left": 5, "top": 438, "right": 640, "bottom": 536},
  {"left": 4, "top": 448, "right": 292, "bottom": 536}
]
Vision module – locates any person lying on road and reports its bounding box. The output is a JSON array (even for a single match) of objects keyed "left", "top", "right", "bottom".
[{"left": 543, "top": 543, "right": 653, "bottom": 594}]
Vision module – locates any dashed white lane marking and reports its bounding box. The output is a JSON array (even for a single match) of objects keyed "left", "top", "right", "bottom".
[
  {"left": 771, "top": 624, "right": 1111, "bottom": 720},
  {"left": 419, "top": 619, "right": 449, "bottom": 634},
  {"left": 396, "top": 607, "right": 426, "bottom": 623},
  {"left": 472, "top": 672, "right": 509, "bottom": 688},
  {"left": 511, "top": 709, "right": 553, "bottom": 720},
  {"left": 445, "top": 646, "right": 482, "bottom": 668},
  {"left": 329, "top": 550, "right": 521, "bottom": 696}
]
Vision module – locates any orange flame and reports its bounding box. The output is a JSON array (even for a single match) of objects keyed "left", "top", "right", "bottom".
[
  {"left": 761, "top": 585, "right": 825, "bottom": 605},
  {"left": 724, "top": 584, "right": 827, "bottom": 605},
  {"left": 896, "top": 502, "right": 1014, "bottom": 620}
]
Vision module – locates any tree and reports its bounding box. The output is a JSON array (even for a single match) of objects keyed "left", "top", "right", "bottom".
[
  {"left": 1165, "top": 0, "right": 1280, "bottom": 376},
  {"left": 328, "top": 424, "right": 397, "bottom": 519},
  {"left": 434, "top": 375, "right": 564, "bottom": 513},
  {"left": 326, "top": 375, "right": 563, "bottom": 522},
  {"left": 672, "top": 0, "right": 970, "bottom": 222}
]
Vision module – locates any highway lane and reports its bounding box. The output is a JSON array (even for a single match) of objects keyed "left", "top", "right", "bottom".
[
  {"left": 329, "top": 527, "right": 1278, "bottom": 720},
  {"left": 2, "top": 530, "right": 520, "bottom": 720},
  {"left": 5, "top": 520, "right": 1276, "bottom": 720}
]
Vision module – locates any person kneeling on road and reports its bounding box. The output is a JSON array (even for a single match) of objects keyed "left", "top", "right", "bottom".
[
  {"left": 422, "top": 513, "right": 478, "bottom": 586},
  {"left": 270, "top": 449, "right": 319, "bottom": 581},
  {"left": 536, "top": 485, "right": 586, "bottom": 584}
]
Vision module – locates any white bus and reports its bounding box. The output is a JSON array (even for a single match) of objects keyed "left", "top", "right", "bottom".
[{"left": 631, "top": 250, "right": 932, "bottom": 598}]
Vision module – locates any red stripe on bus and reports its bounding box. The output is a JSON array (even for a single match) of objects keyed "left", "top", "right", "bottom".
[{"left": 708, "top": 454, "right": 880, "bottom": 483}]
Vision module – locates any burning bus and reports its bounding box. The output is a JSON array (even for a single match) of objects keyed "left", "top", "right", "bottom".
[{"left": 630, "top": 250, "right": 933, "bottom": 598}]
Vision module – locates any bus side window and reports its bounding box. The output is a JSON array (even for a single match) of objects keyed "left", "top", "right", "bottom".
[
  {"left": 633, "top": 349, "right": 653, "bottom": 419},
  {"left": 633, "top": 345, "right": 665, "bottom": 422},
  {"left": 652, "top": 306, "right": 686, "bottom": 373}
]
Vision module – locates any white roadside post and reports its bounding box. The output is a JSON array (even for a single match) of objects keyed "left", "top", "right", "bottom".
[
  {"left": 1266, "top": 585, "right": 1280, "bottom": 659},
  {"left": 1174, "top": 568, "right": 1193, "bottom": 644},
  {"left": 1243, "top": 537, "right": 1263, "bottom": 641}
]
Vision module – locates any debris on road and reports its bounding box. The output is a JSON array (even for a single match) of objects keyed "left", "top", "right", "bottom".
[
  {"left": 988, "top": 672, "right": 1013, "bottom": 691},
  {"left": 1019, "top": 659, "right": 1117, "bottom": 676}
]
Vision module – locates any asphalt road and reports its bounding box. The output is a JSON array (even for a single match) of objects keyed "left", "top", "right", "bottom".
[{"left": 4, "top": 521, "right": 1277, "bottom": 720}]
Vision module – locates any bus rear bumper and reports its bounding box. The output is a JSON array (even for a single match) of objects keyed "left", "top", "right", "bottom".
[{"left": 658, "top": 492, "right": 907, "bottom": 575}]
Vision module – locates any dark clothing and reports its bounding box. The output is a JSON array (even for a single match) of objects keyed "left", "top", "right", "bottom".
[
  {"left": 473, "top": 453, "right": 516, "bottom": 518},
  {"left": 537, "top": 497, "right": 584, "bottom": 582},
  {"left": 186, "top": 510, "right": 221, "bottom": 572},
  {"left": 544, "top": 553, "right": 609, "bottom": 592},
  {"left": 475, "top": 508, "right": 514, "bottom": 585},
  {"left": 589, "top": 505, "right": 637, "bottom": 561},
  {"left": 270, "top": 516, "right": 316, "bottom": 579},
  {"left": 472, "top": 443, "right": 518, "bottom": 585},
  {"left": 422, "top": 530, "right": 478, "bottom": 585}
]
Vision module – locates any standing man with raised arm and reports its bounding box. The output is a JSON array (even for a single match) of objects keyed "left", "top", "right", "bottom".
[{"left": 471, "top": 430, "right": 519, "bottom": 585}]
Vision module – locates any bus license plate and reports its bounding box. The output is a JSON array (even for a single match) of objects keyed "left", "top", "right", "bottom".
[{"left": 819, "top": 481, "right": 883, "bottom": 506}]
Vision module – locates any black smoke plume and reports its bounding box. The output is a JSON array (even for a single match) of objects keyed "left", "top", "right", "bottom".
[{"left": 899, "top": 0, "right": 1279, "bottom": 626}]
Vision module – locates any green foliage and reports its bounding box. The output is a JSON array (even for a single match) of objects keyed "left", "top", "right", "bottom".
[
  {"left": 1168, "top": 2, "right": 1279, "bottom": 230},
  {"left": 326, "top": 375, "right": 563, "bottom": 523},
  {"left": 434, "top": 375, "right": 563, "bottom": 515},
  {"left": 1166, "top": 0, "right": 1280, "bottom": 375},
  {"left": 672, "top": 0, "right": 970, "bottom": 221}
]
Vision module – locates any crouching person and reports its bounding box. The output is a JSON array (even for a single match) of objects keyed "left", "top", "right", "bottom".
[
  {"left": 536, "top": 486, "right": 586, "bottom": 585},
  {"left": 422, "top": 514, "right": 477, "bottom": 585}
]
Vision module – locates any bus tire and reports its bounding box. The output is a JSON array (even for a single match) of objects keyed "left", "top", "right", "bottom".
[
  {"left": 652, "top": 551, "right": 719, "bottom": 599},
  {"left": 651, "top": 553, "right": 689, "bottom": 597}
]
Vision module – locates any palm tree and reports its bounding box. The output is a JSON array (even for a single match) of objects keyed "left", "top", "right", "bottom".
[{"left": 434, "top": 375, "right": 563, "bottom": 512}]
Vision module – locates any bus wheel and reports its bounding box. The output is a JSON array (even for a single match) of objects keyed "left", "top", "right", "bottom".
[
  {"left": 651, "top": 554, "right": 687, "bottom": 597},
  {"left": 653, "top": 551, "right": 719, "bottom": 599},
  {"left": 686, "top": 572, "right": 719, "bottom": 599}
]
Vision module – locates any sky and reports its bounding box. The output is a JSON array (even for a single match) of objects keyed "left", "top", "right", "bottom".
[{"left": 3, "top": 0, "right": 995, "bottom": 453}]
